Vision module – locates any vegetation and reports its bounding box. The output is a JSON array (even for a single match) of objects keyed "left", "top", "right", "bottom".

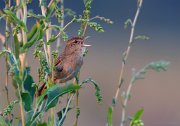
[{"left": 0, "top": 0, "right": 169, "bottom": 126}]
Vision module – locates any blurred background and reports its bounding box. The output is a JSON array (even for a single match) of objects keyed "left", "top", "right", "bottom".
[{"left": 0, "top": 0, "right": 180, "bottom": 126}]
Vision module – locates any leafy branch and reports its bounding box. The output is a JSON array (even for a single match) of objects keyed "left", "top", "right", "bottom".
[{"left": 120, "top": 61, "right": 169, "bottom": 126}]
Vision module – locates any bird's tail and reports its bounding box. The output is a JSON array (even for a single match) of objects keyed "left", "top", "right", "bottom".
[{"left": 38, "top": 78, "right": 57, "bottom": 96}]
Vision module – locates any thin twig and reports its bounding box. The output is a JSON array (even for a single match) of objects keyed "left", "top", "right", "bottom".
[
  {"left": 20, "top": 0, "right": 27, "bottom": 71},
  {"left": 113, "top": 0, "right": 143, "bottom": 106},
  {"left": 17, "top": 84, "right": 25, "bottom": 126},
  {"left": 82, "top": 23, "right": 88, "bottom": 37},
  {"left": 40, "top": 0, "right": 54, "bottom": 123},
  {"left": 120, "top": 79, "right": 134, "bottom": 126},
  {"left": 58, "top": 94, "right": 74, "bottom": 126},
  {"left": 119, "top": 1, "right": 143, "bottom": 126},
  {"left": 73, "top": 75, "right": 80, "bottom": 126},
  {"left": 55, "top": 17, "right": 76, "bottom": 39},
  {"left": 4, "top": 0, "right": 10, "bottom": 112},
  {"left": 17, "top": 0, "right": 27, "bottom": 125},
  {"left": 40, "top": 0, "right": 50, "bottom": 67},
  {"left": 56, "top": 0, "right": 64, "bottom": 51}
]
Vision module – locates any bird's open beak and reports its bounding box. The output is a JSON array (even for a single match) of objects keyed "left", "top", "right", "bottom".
[{"left": 83, "top": 43, "right": 91, "bottom": 47}]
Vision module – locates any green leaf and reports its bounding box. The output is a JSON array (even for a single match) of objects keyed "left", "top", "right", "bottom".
[
  {"left": 37, "top": 84, "right": 80, "bottom": 111},
  {"left": 131, "top": 61, "right": 170, "bottom": 84},
  {"left": 65, "top": 8, "right": 76, "bottom": 17},
  {"left": 6, "top": 51, "right": 19, "bottom": 75},
  {"left": 61, "top": 31, "right": 68, "bottom": 41},
  {"left": 84, "top": 0, "right": 93, "bottom": 9},
  {"left": 46, "top": 35, "right": 56, "bottom": 45},
  {"left": 13, "top": 75, "right": 22, "bottom": 85},
  {"left": 27, "top": 23, "right": 38, "bottom": 42},
  {"left": 22, "top": 22, "right": 43, "bottom": 52},
  {"left": 2, "top": 100, "right": 19, "bottom": 116},
  {"left": 13, "top": 34, "right": 20, "bottom": 59},
  {"left": 88, "top": 22, "right": 104, "bottom": 32},
  {"left": 107, "top": 106, "right": 113, "bottom": 126},
  {"left": 0, "top": 116, "right": 8, "bottom": 126},
  {"left": 37, "top": 122, "right": 48, "bottom": 126},
  {"left": 146, "top": 60, "right": 170, "bottom": 72},
  {"left": 28, "top": 10, "right": 46, "bottom": 20},
  {"left": 124, "top": 19, "right": 132, "bottom": 29},
  {"left": 133, "top": 108, "right": 144, "bottom": 121},
  {"left": 130, "top": 108, "right": 144, "bottom": 126},
  {"left": 134, "top": 35, "right": 149, "bottom": 41},
  {"left": 0, "top": 50, "right": 19, "bottom": 77},
  {"left": 0, "top": 49, "right": 6, "bottom": 58},
  {"left": 45, "top": 84, "right": 80, "bottom": 111},
  {"left": 22, "top": 22, "right": 43, "bottom": 51},
  {"left": 130, "top": 119, "right": 144, "bottom": 126},
  {"left": 81, "top": 78, "right": 103, "bottom": 103},
  {"left": 26, "top": 111, "right": 41, "bottom": 126},
  {"left": 21, "top": 92, "right": 33, "bottom": 112},
  {"left": 92, "top": 16, "right": 113, "bottom": 24},
  {"left": 46, "top": 0, "right": 58, "bottom": 18},
  {"left": 23, "top": 68, "right": 36, "bottom": 100},
  {"left": 4, "top": 9, "right": 28, "bottom": 32}
]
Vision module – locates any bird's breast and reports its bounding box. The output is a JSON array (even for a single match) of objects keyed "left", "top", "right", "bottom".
[{"left": 55, "top": 54, "right": 83, "bottom": 83}]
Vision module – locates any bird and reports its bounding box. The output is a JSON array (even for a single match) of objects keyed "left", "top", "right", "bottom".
[{"left": 38, "top": 36, "right": 91, "bottom": 95}]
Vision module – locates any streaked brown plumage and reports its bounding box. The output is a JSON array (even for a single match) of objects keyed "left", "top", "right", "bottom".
[{"left": 38, "top": 37, "right": 91, "bottom": 95}]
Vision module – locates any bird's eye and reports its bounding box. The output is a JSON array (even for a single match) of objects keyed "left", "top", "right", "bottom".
[{"left": 74, "top": 40, "right": 78, "bottom": 43}]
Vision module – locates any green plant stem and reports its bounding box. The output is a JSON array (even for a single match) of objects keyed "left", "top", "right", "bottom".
[
  {"left": 113, "top": 0, "right": 143, "bottom": 106},
  {"left": 74, "top": 91, "right": 79, "bottom": 126},
  {"left": 73, "top": 5, "right": 91, "bottom": 125},
  {"left": 4, "top": 0, "right": 11, "bottom": 120},
  {"left": 58, "top": 94, "right": 74, "bottom": 126},
  {"left": 20, "top": 0, "right": 27, "bottom": 72},
  {"left": 55, "top": 17, "right": 76, "bottom": 39},
  {"left": 40, "top": 0, "right": 54, "bottom": 122},
  {"left": 120, "top": 79, "right": 133, "bottom": 126},
  {"left": 17, "top": 84, "right": 25, "bottom": 126},
  {"left": 40, "top": 0, "right": 49, "bottom": 62},
  {"left": 74, "top": 76, "right": 80, "bottom": 126},
  {"left": 82, "top": 23, "right": 88, "bottom": 37},
  {"left": 5, "top": 0, "right": 10, "bottom": 105},
  {"left": 119, "top": 1, "right": 143, "bottom": 126},
  {"left": 39, "top": 0, "right": 51, "bottom": 85},
  {"left": 56, "top": 0, "right": 64, "bottom": 51},
  {"left": 15, "top": 0, "right": 27, "bottom": 125}
]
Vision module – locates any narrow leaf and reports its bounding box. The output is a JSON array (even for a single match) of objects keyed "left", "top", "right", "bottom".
[
  {"left": 23, "top": 68, "right": 36, "bottom": 100},
  {"left": 13, "top": 34, "right": 20, "bottom": 59},
  {"left": 46, "top": 0, "right": 58, "bottom": 18},
  {"left": 21, "top": 92, "right": 33, "bottom": 112},
  {"left": 4, "top": 9, "right": 28, "bottom": 32},
  {"left": 37, "top": 84, "right": 80, "bottom": 110},
  {"left": 45, "top": 84, "right": 80, "bottom": 111},
  {"left": 0, "top": 116, "right": 8, "bottom": 126},
  {"left": 134, "top": 35, "right": 149, "bottom": 41},
  {"left": 81, "top": 78, "right": 103, "bottom": 103},
  {"left": 133, "top": 108, "right": 144, "bottom": 121},
  {"left": 107, "top": 106, "right": 113, "bottom": 126}
]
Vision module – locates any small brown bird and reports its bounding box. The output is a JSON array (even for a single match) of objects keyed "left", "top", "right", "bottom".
[{"left": 38, "top": 36, "right": 91, "bottom": 95}]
